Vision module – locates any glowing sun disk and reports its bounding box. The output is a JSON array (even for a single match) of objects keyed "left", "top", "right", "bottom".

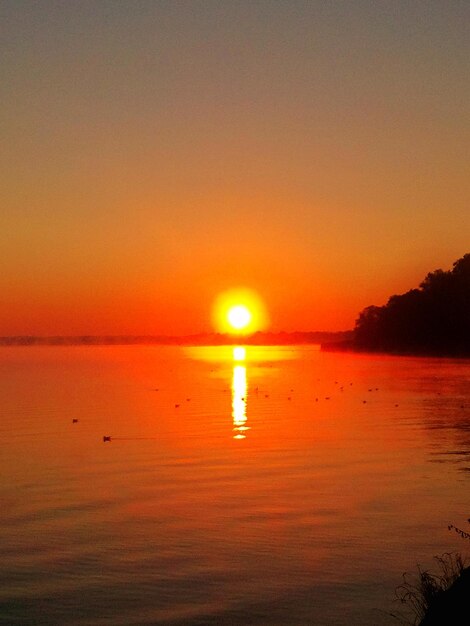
[
  {"left": 228, "top": 305, "right": 251, "bottom": 330},
  {"left": 212, "top": 287, "right": 269, "bottom": 336}
]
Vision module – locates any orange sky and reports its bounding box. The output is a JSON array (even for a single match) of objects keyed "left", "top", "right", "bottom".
[{"left": 1, "top": 1, "right": 469, "bottom": 335}]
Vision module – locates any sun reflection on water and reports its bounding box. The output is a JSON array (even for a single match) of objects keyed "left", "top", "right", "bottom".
[
  {"left": 232, "top": 360, "right": 248, "bottom": 439},
  {"left": 233, "top": 346, "right": 246, "bottom": 361},
  {"left": 184, "top": 344, "right": 299, "bottom": 440}
]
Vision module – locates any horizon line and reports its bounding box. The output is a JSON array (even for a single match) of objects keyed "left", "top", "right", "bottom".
[{"left": 0, "top": 330, "right": 353, "bottom": 346}]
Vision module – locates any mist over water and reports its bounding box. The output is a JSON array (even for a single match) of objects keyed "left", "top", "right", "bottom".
[{"left": 0, "top": 345, "right": 469, "bottom": 625}]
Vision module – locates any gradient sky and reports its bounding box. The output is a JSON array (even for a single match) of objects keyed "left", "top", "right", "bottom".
[{"left": 1, "top": 0, "right": 469, "bottom": 335}]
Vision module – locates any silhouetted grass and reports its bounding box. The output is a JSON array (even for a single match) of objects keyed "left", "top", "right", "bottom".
[{"left": 391, "top": 553, "right": 466, "bottom": 625}]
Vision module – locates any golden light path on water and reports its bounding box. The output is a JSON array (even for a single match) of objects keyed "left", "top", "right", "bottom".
[
  {"left": 232, "top": 346, "right": 248, "bottom": 439},
  {"left": 185, "top": 344, "right": 298, "bottom": 440}
]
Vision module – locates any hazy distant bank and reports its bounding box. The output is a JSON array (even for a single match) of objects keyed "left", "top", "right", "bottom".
[{"left": 0, "top": 331, "right": 352, "bottom": 347}]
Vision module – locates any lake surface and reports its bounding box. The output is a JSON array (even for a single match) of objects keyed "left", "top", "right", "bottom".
[{"left": 1, "top": 345, "right": 469, "bottom": 625}]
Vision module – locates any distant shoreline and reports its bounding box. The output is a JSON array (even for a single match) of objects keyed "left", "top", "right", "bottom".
[
  {"left": 320, "top": 339, "right": 470, "bottom": 358},
  {"left": 0, "top": 331, "right": 352, "bottom": 347},
  {"left": 1, "top": 334, "right": 468, "bottom": 357}
]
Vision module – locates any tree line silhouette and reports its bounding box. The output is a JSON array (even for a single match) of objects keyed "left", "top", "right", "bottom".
[{"left": 354, "top": 253, "right": 470, "bottom": 356}]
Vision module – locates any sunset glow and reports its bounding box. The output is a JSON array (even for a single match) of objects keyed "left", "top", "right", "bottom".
[
  {"left": 212, "top": 288, "right": 269, "bottom": 336},
  {"left": 1, "top": 3, "right": 469, "bottom": 625},
  {"left": 1, "top": 3, "right": 468, "bottom": 336}
]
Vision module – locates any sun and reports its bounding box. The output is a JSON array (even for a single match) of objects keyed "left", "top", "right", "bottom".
[
  {"left": 227, "top": 305, "right": 251, "bottom": 330},
  {"left": 212, "top": 288, "right": 268, "bottom": 336}
]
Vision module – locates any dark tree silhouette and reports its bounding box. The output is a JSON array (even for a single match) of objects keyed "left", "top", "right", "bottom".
[{"left": 354, "top": 253, "right": 470, "bottom": 355}]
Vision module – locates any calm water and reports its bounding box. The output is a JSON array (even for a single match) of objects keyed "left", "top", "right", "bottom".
[{"left": 1, "top": 345, "right": 469, "bottom": 625}]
